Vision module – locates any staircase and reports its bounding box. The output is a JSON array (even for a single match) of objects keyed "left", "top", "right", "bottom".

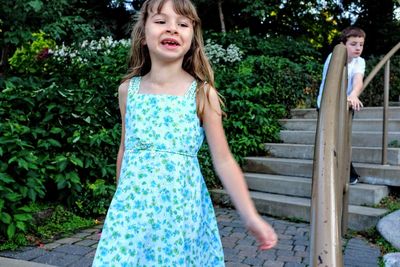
[{"left": 211, "top": 107, "right": 400, "bottom": 231}]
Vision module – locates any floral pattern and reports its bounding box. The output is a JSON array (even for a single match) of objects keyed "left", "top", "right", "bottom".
[{"left": 92, "top": 76, "right": 224, "bottom": 267}]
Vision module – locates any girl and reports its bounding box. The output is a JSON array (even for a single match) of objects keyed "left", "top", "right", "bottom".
[{"left": 92, "top": 0, "right": 277, "bottom": 266}]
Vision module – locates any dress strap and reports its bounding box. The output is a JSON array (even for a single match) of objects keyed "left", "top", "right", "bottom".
[
  {"left": 184, "top": 80, "right": 198, "bottom": 99},
  {"left": 128, "top": 76, "right": 141, "bottom": 95}
]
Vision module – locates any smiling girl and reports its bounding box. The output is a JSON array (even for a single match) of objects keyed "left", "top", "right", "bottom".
[{"left": 92, "top": 0, "right": 277, "bottom": 266}]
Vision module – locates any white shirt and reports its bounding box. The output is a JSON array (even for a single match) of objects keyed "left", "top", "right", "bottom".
[{"left": 317, "top": 53, "right": 365, "bottom": 108}]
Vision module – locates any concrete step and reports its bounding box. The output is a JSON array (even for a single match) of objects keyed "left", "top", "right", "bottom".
[
  {"left": 291, "top": 107, "right": 400, "bottom": 119},
  {"left": 280, "top": 130, "right": 400, "bottom": 147},
  {"left": 210, "top": 189, "right": 388, "bottom": 231},
  {"left": 264, "top": 143, "right": 400, "bottom": 165},
  {"left": 244, "top": 157, "right": 400, "bottom": 186},
  {"left": 244, "top": 172, "right": 389, "bottom": 206},
  {"left": 280, "top": 118, "right": 400, "bottom": 132}
]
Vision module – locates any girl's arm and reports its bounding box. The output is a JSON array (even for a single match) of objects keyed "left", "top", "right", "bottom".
[
  {"left": 347, "top": 73, "right": 364, "bottom": 111},
  {"left": 202, "top": 87, "right": 277, "bottom": 250},
  {"left": 116, "top": 81, "right": 129, "bottom": 185}
]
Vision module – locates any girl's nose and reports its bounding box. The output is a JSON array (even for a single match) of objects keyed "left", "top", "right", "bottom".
[{"left": 166, "top": 23, "right": 178, "bottom": 34}]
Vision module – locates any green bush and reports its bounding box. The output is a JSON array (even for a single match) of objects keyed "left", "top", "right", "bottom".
[
  {"left": 1, "top": 36, "right": 127, "bottom": 240},
  {"left": 8, "top": 31, "right": 56, "bottom": 74},
  {"left": 1, "top": 32, "right": 321, "bottom": 240},
  {"left": 362, "top": 55, "right": 400, "bottom": 106}
]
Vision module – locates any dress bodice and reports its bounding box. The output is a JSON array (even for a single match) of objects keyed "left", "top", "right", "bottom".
[{"left": 124, "top": 76, "right": 204, "bottom": 157}]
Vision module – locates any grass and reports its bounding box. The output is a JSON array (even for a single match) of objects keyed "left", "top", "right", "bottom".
[{"left": 0, "top": 204, "right": 96, "bottom": 251}]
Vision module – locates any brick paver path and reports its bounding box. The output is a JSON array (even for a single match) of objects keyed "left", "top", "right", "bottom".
[{"left": 0, "top": 207, "right": 381, "bottom": 266}]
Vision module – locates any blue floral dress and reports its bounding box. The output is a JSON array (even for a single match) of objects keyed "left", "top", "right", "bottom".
[{"left": 92, "top": 76, "right": 224, "bottom": 267}]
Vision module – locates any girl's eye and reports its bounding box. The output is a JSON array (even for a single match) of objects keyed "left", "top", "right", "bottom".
[
  {"left": 155, "top": 20, "right": 165, "bottom": 24},
  {"left": 179, "top": 23, "right": 189, "bottom": 27}
]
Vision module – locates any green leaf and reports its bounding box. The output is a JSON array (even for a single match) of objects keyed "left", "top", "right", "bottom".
[
  {"left": 47, "top": 139, "right": 62, "bottom": 147},
  {"left": 69, "top": 156, "right": 83, "bottom": 167},
  {"left": 0, "top": 173, "right": 14, "bottom": 184},
  {"left": 7, "top": 223, "right": 16, "bottom": 239},
  {"left": 16, "top": 221, "right": 27, "bottom": 232},
  {"left": 28, "top": 0, "right": 43, "bottom": 12},
  {"left": 1, "top": 212, "right": 12, "bottom": 224},
  {"left": 5, "top": 192, "right": 22, "bottom": 201},
  {"left": 83, "top": 116, "right": 91, "bottom": 123},
  {"left": 50, "top": 127, "right": 63, "bottom": 134},
  {"left": 14, "top": 213, "right": 32, "bottom": 222}
]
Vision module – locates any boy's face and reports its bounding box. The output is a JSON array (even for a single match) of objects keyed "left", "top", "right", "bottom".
[{"left": 345, "top": 36, "right": 365, "bottom": 60}]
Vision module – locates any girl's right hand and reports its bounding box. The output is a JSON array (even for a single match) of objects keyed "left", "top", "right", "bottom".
[{"left": 246, "top": 214, "right": 278, "bottom": 250}]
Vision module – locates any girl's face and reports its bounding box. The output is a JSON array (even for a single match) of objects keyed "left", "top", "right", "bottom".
[
  {"left": 345, "top": 36, "right": 364, "bottom": 60},
  {"left": 144, "top": 0, "right": 194, "bottom": 63}
]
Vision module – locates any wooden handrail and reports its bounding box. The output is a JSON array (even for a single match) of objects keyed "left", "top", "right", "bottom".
[
  {"left": 362, "top": 42, "right": 400, "bottom": 165},
  {"left": 310, "top": 44, "right": 350, "bottom": 267},
  {"left": 362, "top": 42, "right": 400, "bottom": 90}
]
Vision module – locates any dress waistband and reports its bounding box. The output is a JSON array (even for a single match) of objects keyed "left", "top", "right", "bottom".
[{"left": 125, "top": 141, "right": 197, "bottom": 158}]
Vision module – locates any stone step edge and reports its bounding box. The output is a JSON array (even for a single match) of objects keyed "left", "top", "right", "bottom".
[
  {"left": 243, "top": 172, "right": 389, "bottom": 206},
  {"left": 210, "top": 189, "right": 388, "bottom": 231}
]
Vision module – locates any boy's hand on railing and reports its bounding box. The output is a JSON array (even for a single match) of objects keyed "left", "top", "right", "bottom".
[{"left": 347, "top": 95, "right": 364, "bottom": 111}]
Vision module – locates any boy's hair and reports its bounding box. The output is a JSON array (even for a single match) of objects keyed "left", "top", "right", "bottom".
[
  {"left": 123, "top": 0, "right": 222, "bottom": 118},
  {"left": 339, "top": 26, "right": 366, "bottom": 44}
]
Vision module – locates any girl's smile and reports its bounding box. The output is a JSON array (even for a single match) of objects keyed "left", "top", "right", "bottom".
[{"left": 144, "top": 0, "right": 194, "bottom": 62}]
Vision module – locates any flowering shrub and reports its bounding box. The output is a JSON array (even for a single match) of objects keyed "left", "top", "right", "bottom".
[
  {"left": 9, "top": 31, "right": 56, "bottom": 73},
  {"left": 204, "top": 39, "right": 243, "bottom": 65},
  {"left": 50, "top": 36, "right": 130, "bottom": 65}
]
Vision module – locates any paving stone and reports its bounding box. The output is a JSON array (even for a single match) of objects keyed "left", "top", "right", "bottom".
[
  {"left": 53, "top": 245, "right": 94, "bottom": 256},
  {"left": 66, "top": 256, "right": 94, "bottom": 267},
  {"left": 33, "top": 251, "right": 81, "bottom": 267},
  {"left": 263, "top": 260, "right": 285, "bottom": 267},
  {"left": 225, "top": 262, "right": 250, "bottom": 267},
  {"left": 276, "top": 255, "right": 303, "bottom": 263},
  {"left": 242, "top": 256, "right": 265, "bottom": 266},
  {"left": 256, "top": 250, "right": 277, "bottom": 261},
  {"left": 275, "top": 243, "right": 294, "bottom": 251},
  {"left": 10, "top": 248, "right": 47, "bottom": 261},
  {"left": 383, "top": 252, "right": 400, "bottom": 267},
  {"left": 278, "top": 234, "right": 294, "bottom": 240},
  {"left": 284, "top": 263, "right": 307, "bottom": 267},
  {"left": 378, "top": 210, "right": 400, "bottom": 250},
  {"left": 276, "top": 249, "right": 294, "bottom": 257},
  {"left": 86, "top": 233, "right": 101, "bottom": 240},
  {"left": 224, "top": 253, "right": 245, "bottom": 263},
  {"left": 80, "top": 228, "right": 98, "bottom": 234},
  {"left": 73, "top": 239, "right": 98, "bottom": 247},
  {"left": 55, "top": 238, "right": 81, "bottom": 244},
  {"left": 84, "top": 249, "right": 97, "bottom": 258},
  {"left": 70, "top": 232, "right": 92, "bottom": 239},
  {"left": 0, "top": 246, "right": 33, "bottom": 258},
  {"left": 43, "top": 243, "right": 61, "bottom": 250},
  {"left": 293, "top": 245, "right": 306, "bottom": 252}
]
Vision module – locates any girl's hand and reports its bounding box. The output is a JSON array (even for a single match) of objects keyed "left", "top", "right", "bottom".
[
  {"left": 347, "top": 95, "right": 363, "bottom": 111},
  {"left": 245, "top": 215, "right": 278, "bottom": 250}
]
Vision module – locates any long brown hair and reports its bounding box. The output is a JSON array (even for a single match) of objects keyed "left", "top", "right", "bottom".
[{"left": 122, "top": 0, "right": 223, "bottom": 118}]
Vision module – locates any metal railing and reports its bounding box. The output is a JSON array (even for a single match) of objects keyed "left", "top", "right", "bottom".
[
  {"left": 310, "top": 44, "right": 351, "bottom": 267},
  {"left": 310, "top": 42, "right": 400, "bottom": 266},
  {"left": 362, "top": 42, "right": 400, "bottom": 165}
]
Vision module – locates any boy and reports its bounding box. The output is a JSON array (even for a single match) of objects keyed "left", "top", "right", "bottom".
[{"left": 316, "top": 26, "right": 366, "bottom": 185}]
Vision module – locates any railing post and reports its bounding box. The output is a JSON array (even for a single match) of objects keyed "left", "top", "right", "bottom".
[
  {"left": 382, "top": 60, "right": 390, "bottom": 165},
  {"left": 338, "top": 67, "right": 350, "bottom": 236}
]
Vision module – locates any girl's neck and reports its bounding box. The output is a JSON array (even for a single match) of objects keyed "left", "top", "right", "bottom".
[{"left": 146, "top": 64, "right": 191, "bottom": 85}]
